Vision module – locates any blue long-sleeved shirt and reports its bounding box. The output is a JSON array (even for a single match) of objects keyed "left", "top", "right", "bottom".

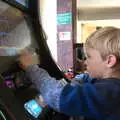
[{"left": 26, "top": 65, "right": 120, "bottom": 120}]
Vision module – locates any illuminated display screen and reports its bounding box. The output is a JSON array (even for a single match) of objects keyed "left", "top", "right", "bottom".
[{"left": 15, "top": 0, "right": 28, "bottom": 7}]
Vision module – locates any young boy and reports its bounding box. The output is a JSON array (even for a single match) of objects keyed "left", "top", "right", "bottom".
[{"left": 19, "top": 27, "right": 120, "bottom": 120}]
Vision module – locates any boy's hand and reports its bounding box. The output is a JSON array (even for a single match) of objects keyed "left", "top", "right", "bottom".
[{"left": 18, "top": 50, "right": 33, "bottom": 69}]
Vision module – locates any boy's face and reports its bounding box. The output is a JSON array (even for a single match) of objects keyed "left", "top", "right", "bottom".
[{"left": 84, "top": 46, "right": 107, "bottom": 78}]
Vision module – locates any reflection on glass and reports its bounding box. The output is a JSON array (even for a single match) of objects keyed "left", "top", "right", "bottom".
[
  {"left": 15, "top": 0, "right": 28, "bottom": 7},
  {"left": 0, "top": 1, "right": 31, "bottom": 56}
]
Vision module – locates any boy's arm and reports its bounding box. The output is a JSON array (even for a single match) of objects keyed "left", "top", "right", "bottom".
[
  {"left": 59, "top": 83, "right": 105, "bottom": 117},
  {"left": 26, "top": 65, "right": 67, "bottom": 111},
  {"left": 26, "top": 65, "right": 105, "bottom": 118}
]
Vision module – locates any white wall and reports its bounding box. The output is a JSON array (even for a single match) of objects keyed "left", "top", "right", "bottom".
[
  {"left": 77, "top": 0, "right": 120, "bottom": 8},
  {"left": 39, "top": 0, "right": 57, "bottom": 61},
  {"left": 77, "top": 0, "right": 120, "bottom": 21},
  {"left": 77, "top": 0, "right": 120, "bottom": 42},
  {"left": 78, "top": 7, "right": 120, "bottom": 21}
]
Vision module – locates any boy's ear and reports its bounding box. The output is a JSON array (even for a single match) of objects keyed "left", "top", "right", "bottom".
[{"left": 106, "top": 55, "right": 117, "bottom": 68}]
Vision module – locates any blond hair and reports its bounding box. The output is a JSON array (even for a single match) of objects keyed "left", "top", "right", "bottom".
[{"left": 85, "top": 27, "right": 120, "bottom": 60}]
